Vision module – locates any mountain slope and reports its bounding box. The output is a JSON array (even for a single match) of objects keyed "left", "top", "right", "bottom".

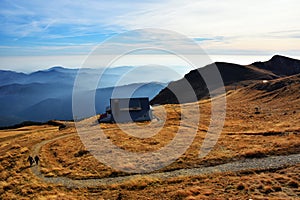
[
  {"left": 151, "top": 55, "right": 300, "bottom": 105},
  {"left": 230, "top": 73, "right": 300, "bottom": 103},
  {"left": 250, "top": 55, "right": 300, "bottom": 76}
]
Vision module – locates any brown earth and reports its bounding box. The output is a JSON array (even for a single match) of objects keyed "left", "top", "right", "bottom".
[{"left": 0, "top": 73, "right": 300, "bottom": 199}]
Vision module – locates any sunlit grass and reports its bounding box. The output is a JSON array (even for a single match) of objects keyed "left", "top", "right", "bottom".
[{"left": 0, "top": 84, "right": 299, "bottom": 199}]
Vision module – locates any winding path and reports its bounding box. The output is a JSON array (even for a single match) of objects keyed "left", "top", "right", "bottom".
[{"left": 31, "top": 133, "right": 300, "bottom": 188}]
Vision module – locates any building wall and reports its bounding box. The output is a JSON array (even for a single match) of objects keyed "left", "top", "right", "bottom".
[{"left": 111, "top": 98, "right": 152, "bottom": 123}]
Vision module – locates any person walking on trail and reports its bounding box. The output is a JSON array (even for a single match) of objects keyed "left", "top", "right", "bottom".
[
  {"left": 27, "top": 156, "right": 34, "bottom": 166},
  {"left": 34, "top": 155, "right": 40, "bottom": 165}
]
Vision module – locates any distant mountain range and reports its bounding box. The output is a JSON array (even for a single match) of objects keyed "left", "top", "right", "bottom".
[
  {"left": 151, "top": 55, "right": 300, "bottom": 105},
  {"left": 0, "top": 66, "right": 169, "bottom": 127},
  {"left": 1, "top": 55, "right": 299, "bottom": 127}
]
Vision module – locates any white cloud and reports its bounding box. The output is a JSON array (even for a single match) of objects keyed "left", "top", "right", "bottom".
[
  {"left": 110, "top": 0, "right": 300, "bottom": 55},
  {"left": 2, "top": 0, "right": 299, "bottom": 39},
  {"left": 113, "top": 0, "right": 300, "bottom": 36},
  {"left": 0, "top": 0, "right": 299, "bottom": 64},
  {"left": 0, "top": 0, "right": 130, "bottom": 39}
]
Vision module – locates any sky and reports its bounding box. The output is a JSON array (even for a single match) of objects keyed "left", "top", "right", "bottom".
[{"left": 0, "top": 0, "right": 300, "bottom": 72}]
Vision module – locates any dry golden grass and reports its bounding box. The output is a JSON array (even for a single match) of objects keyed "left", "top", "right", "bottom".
[
  {"left": 0, "top": 125, "right": 88, "bottom": 199},
  {"left": 37, "top": 88, "right": 300, "bottom": 179},
  {"left": 1, "top": 80, "right": 300, "bottom": 199}
]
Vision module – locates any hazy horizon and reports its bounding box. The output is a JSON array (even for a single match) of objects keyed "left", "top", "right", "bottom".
[{"left": 2, "top": 54, "right": 300, "bottom": 73}]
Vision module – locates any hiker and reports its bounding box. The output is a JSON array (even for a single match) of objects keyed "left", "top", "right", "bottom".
[
  {"left": 34, "top": 155, "right": 40, "bottom": 165},
  {"left": 27, "top": 156, "right": 34, "bottom": 166}
]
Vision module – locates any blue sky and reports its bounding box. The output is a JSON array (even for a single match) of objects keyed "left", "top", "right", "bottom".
[{"left": 0, "top": 0, "right": 300, "bottom": 71}]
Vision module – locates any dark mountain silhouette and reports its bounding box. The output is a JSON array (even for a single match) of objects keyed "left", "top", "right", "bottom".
[
  {"left": 151, "top": 55, "right": 300, "bottom": 105},
  {"left": 250, "top": 55, "right": 300, "bottom": 76}
]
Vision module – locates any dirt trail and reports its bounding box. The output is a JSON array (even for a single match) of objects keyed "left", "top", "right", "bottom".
[{"left": 31, "top": 133, "right": 300, "bottom": 188}]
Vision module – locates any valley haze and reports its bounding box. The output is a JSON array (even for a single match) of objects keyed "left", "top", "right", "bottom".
[
  {"left": 1, "top": 54, "right": 299, "bottom": 128},
  {"left": 0, "top": 65, "right": 170, "bottom": 127}
]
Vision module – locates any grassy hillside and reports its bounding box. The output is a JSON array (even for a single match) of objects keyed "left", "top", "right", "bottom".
[{"left": 0, "top": 74, "right": 299, "bottom": 199}]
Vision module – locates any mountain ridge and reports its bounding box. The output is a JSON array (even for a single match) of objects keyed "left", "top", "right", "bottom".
[
  {"left": 1, "top": 55, "right": 299, "bottom": 127},
  {"left": 250, "top": 55, "right": 300, "bottom": 76},
  {"left": 151, "top": 55, "right": 300, "bottom": 105},
  {"left": 0, "top": 65, "right": 174, "bottom": 127}
]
